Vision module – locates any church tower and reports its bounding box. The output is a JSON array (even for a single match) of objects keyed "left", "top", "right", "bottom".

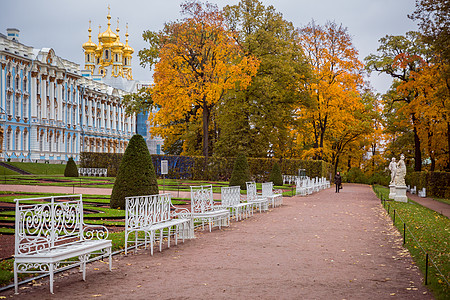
[{"left": 82, "top": 7, "right": 133, "bottom": 80}]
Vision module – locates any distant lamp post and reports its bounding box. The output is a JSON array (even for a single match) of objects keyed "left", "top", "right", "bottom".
[{"left": 267, "top": 143, "right": 274, "bottom": 158}]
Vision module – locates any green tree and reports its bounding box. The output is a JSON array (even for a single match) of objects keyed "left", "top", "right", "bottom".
[
  {"left": 269, "top": 162, "right": 283, "bottom": 186},
  {"left": 64, "top": 157, "right": 78, "bottom": 177},
  {"left": 110, "top": 135, "right": 159, "bottom": 209},
  {"left": 229, "top": 153, "right": 251, "bottom": 190},
  {"left": 219, "top": 0, "right": 309, "bottom": 158}
]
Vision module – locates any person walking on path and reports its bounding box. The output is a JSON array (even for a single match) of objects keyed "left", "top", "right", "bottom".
[{"left": 334, "top": 171, "right": 342, "bottom": 193}]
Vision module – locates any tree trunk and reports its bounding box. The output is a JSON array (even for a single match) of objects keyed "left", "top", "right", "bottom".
[
  {"left": 447, "top": 122, "right": 450, "bottom": 170},
  {"left": 412, "top": 114, "right": 422, "bottom": 171},
  {"left": 202, "top": 103, "right": 210, "bottom": 158}
]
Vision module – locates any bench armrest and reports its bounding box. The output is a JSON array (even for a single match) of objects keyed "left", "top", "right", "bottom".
[
  {"left": 82, "top": 224, "right": 109, "bottom": 240},
  {"left": 170, "top": 203, "right": 191, "bottom": 219}
]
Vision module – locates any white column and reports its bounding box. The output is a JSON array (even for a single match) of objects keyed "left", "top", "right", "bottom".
[{"left": 41, "top": 77, "right": 47, "bottom": 119}]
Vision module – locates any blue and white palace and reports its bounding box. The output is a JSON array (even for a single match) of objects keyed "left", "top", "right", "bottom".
[{"left": 0, "top": 10, "right": 163, "bottom": 162}]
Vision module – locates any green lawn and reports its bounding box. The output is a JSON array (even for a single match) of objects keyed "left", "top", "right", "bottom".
[
  {"left": 373, "top": 185, "right": 450, "bottom": 300},
  {"left": 8, "top": 162, "right": 66, "bottom": 175}
]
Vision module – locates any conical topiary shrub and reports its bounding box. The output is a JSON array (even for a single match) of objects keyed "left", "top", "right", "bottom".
[
  {"left": 229, "top": 153, "right": 251, "bottom": 190},
  {"left": 110, "top": 134, "right": 159, "bottom": 209},
  {"left": 64, "top": 157, "right": 79, "bottom": 177},
  {"left": 269, "top": 162, "right": 283, "bottom": 186}
]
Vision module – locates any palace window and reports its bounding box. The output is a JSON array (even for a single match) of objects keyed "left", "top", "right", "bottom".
[
  {"left": 22, "top": 98, "right": 27, "bottom": 118},
  {"left": 39, "top": 132, "right": 43, "bottom": 152},
  {"left": 55, "top": 135, "right": 59, "bottom": 153},
  {"left": 6, "top": 130, "right": 11, "bottom": 150},
  {"left": 73, "top": 136, "right": 76, "bottom": 153},
  {"left": 23, "top": 130, "right": 28, "bottom": 151},
  {"left": 15, "top": 95, "right": 20, "bottom": 117},
  {"left": 6, "top": 74, "right": 11, "bottom": 88},
  {"left": 54, "top": 101, "right": 58, "bottom": 121},
  {"left": 37, "top": 100, "right": 41, "bottom": 120},
  {"left": 48, "top": 134, "right": 52, "bottom": 152},
  {"left": 36, "top": 80, "right": 40, "bottom": 95},
  {"left": 105, "top": 49, "right": 109, "bottom": 60},
  {"left": 115, "top": 53, "right": 118, "bottom": 62},
  {"left": 15, "top": 130, "right": 19, "bottom": 150},
  {"left": 15, "top": 76, "right": 20, "bottom": 90},
  {"left": 23, "top": 77, "right": 27, "bottom": 92},
  {"left": 6, "top": 94, "right": 11, "bottom": 115}
]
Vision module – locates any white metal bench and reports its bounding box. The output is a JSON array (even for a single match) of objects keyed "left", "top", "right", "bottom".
[
  {"left": 220, "top": 186, "right": 253, "bottom": 221},
  {"left": 410, "top": 186, "right": 417, "bottom": 194},
  {"left": 246, "top": 182, "right": 269, "bottom": 212},
  {"left": 78, "top": 167, "right": 108, "bottom": 177},
  {"left": 261, "top": 182, "right": 283, "bottom": 207},
  {"left": 125, "top": 193, "right": 193, "bottom": 256},
  {"left": 14, "top": 194, "right": 112, "bottom": 294},
  {"left": 418, "top": 188, "right": 426, "bottom": 198},
  {"left": 190, "top": 185, "right": 230, "bottom": 232}
]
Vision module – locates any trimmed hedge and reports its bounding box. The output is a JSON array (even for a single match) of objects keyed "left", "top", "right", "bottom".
[
  {"left": 110, "top": 135, "right": 159, "bottom": 209},
  {"left": 406, "top": 171, "right": 450, "bottom": 198},
  {"left": 229, "top": 153, "right": 251, "bottom": 190},
  {"left": 269, "top": 162, "right": 283, "bottom": 186},
  {"left": 80, "top": 152, "right": 331, "bottom": 182},
  {"left": 64, "top": 157, "right": 78, "bottom": 177}
]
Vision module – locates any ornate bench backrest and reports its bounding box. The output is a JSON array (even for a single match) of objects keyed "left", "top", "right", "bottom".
[
  {"left": 261, "top": 182, "right": 274, "bottom": 197},
  {"left": 221, "top": 186, "right": 241, "bottom": 206},
  {"left": 246, "top": 182, "right": 258, "bottom": 201},
  {"left": 190, "top": 185, "right": 214, "bottom": 213},
  {"left": 125, "top": 194, "right": 172, "bottom": 230},
  {"left": 15, "top": 195, "right": 83, "bottom": 256}
]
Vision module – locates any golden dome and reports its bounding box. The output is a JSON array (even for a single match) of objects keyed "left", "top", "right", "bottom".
[
  {"left": 98, "top": 9, "right": 117, "bottom": 45},
  {"left": 123, "top": 26, "right": 134, "bottom": 56},
  {"left": 82, "top": 21, "right": 97, "bottom": 51},
  {"left": 111, "top": 20, "right": 124, "bottom": 52}
]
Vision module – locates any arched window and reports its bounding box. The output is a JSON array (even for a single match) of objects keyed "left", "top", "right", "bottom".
[
  {"left": 7, "top": 74, "right": 11, "bottom": 88},
  {"left": 39, "top": 132, "right": 44, "bottom": 152},
  {"left": 15, "top": 76, "right": 20, "bottom": 90},
  {"left": 15, "top": 130, "right": 20, "bottom": 150},
  {"left": 73, "top": 135, "right": 76, "bottom": 153},
  {"left": 54, "top": 101, "right": 58, "bottom": 121},
  {"left": 105, "top": 50, "right": 109, "bottom": 60},
  {"left": 55, "top": 134, "right": 59, "bottom": 153},
  {"left": 115, "top": 53, "right": 118, "bottom": 62},
  {"left": 6, "top": 129, "right": 11, "bottom": 150},
  {"left": 23, "top": 130, "right": 28, "bottom": 151},
  {"left": 36, "top": 80, "right": 40, "bottom": 95},
  {"left": 23, "top": 77, "right": 27, "bottom": 92},
  {"left": 6, "top": 94, "right": 11, "bottom": 115},
  {"left": 22, "top": 97, "right": 27, "bottom": 119},
  {"left": 15, "top": 95, "right": 20, "bottom": 117},
  {"left": 48, "top": 133, "right": 52, "bottom": 152}
]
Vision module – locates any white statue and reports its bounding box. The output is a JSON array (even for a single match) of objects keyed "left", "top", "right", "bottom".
[
  {"left": 395, "top": 154, "right": 406, "bottom": 186},
  {"left": 388, "top": 157, "right": 397, "bottom": 185}
]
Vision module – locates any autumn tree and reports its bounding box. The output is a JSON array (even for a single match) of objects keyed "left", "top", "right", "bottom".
[
  {"left": 219, "top": 0, "right": 309, "bottom": 158},
  {"left": 365, "top": 32, "right": 428, "bottom": 171},
  {"left": 297, "top": 20, "right": 365, "bottom": 165},
  {"left": 139, "top": 1, "right": 259, "bottom": 158}
]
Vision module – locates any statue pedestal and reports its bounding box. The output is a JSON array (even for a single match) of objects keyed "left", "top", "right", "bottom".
[
  {"left": 394, "top": 185, "right": 408, "bottom": 202},
  {"left": 388, "top": 184, "right": 396, "bottom": 199}
]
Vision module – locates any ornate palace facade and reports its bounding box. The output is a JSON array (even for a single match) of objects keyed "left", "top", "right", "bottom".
[{"left": 0, "top": 10, "right": 137, "bottom": 163}]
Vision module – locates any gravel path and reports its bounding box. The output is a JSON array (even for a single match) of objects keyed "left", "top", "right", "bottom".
[{"left": 1, "top": 184, "right": 432, "bottom": 299}]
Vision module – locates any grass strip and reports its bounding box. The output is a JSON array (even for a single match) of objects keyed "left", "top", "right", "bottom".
[{"left": 373, "top": 185, "right": 449, "bottom": 300}]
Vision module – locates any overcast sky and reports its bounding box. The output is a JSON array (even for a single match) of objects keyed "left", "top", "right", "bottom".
[{"left": 1, "top": 0, "right": 418, "bottom": 94}]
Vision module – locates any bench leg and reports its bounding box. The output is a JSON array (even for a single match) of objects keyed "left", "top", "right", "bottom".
[
  {"left": 49, "top": 263, "right": 54, "bottom": 294},
  {"left": 167, "top": 227, "right": 171, "bottom": 249},
  {"left": 159, "top": 229, "right": 163, "bottom": 252},
  {"left": 150, "top": 231, "right": 154, "bottom": 256},
  {"left": 14, "top": 262, "right": 18, "bottom": 294},
  {"left": 109, "top": 247, "right": 112, "bottom": 271}
]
